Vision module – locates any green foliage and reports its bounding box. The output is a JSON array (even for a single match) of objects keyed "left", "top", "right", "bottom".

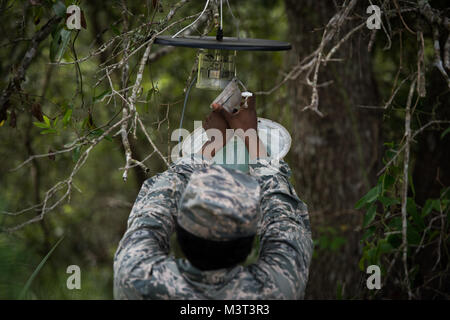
[
  {"left": 357, "top": 148, "right": 450, "bottom": 294},
  {"left": 355, "top": 185, "right": 381, "bottom": 209},
  {"left": 0, "top": 0, "right": 290, "bottom": 300},
  {"left": 93, "top": 90, "right": 112, "bottom": 104},
  {"left": 62, "top": 108, "right": 72, "bottom": 127},
  {"left": 50, "top": 25, "right": 72, "bottom": 63},
  {"left": 3, "top": 0, "right": 447, "bottom": 300},
  {"left": 441, "top": 127, "right": 450, "bottom": 140},
  {"left": 19, "top": 237, "right": 64, "bottom": 299},
  {"left": 313, "top": 226, "right": 347, "bottom": 255},
  {"left": 52, "top": 1, "right": 67, "bottom": 18},
  {"left": 33, "top": 115, "right": 58, "bottom": 135},
  {"left": 0, "top": 235, "right": 34, "bottom": 299}
]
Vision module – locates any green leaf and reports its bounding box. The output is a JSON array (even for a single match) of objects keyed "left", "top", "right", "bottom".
[
  {"left": 144, "top": 88, "right": 157, "bottom": 113},
  {"left": 93, "top": 90, "right": 111, "bottom": 103},
  {"left": 359, "top": 244, "right": 370, "bottom": 271},
  {"left": 441, "top": 187, "right": 450, "bottom": 199},
  {"left": 104, "top": 135, "right": 113, "bottom": 142},
  {"left": 428, "top": 230, "right": 440, "bottom": 242},
  {"left": 88, "top": 129, "right": 112, "bottom": 142},
  {"left": 377, "top": 239, "right": 393, "bottom": 254},
  {"left": 421, "top": 199, "right": 433, "bottom": 217},
  {"left": 432, "top": 199, "right": 441, "bottom": 212},
  {"left": 18, "top": 237, "right": 64, "bottom": 300},
  {"left": 33, "top": 121, "right": 49, "bottom": 129},
  {"left": 440, "top": 126, "right": 450, "bottom": 140},
  {"left": 407, "top": 197, "right": 424, "bottom": 228},
  {"left": 336, "top": 282, "right": 343, "bottom": 300},
  {"left": 378, "top": 196, "right": 400, "bottom": 208},
  {"left": 407, "top": 224, "right": 421, "bottom": 245},
  {"left": 366, "top": 247, "right": 378, "bottom": 266},
  {"left": 52, "top": 1, "right": 66, "bottom": 17},
  {"left": 40, "top": 129, "right": 57, "bottom": 135},
  {"left": 50, "top": 27, "right": 72, "bottom": 63},
  {"left": 63, "top": 109, "right": 72, "bottom": 126},
  {"left": 442, "top": 199, "right": 449, "bottom": 212},
  {"left": 146, "top": 88, "right": 156, "bottom": 101},
  {"left": 362, "top": 226, "right": 375, "bottom": 242},
  {"left": 58, "top": 29, "right": 72, "bottom": 62},
  {"left": 72, "top": 146, "right": 81, "bottom": 163},
  {"left": 387, "top": 233, "right": 401, "bottom": 249},
  {"left": 406, "top": 197, "right": 417, "bottom": 216},
  {"left": 408, "top": 171, "right": 416, "bottom": 198},
  {"left": 363, "top": 204, "right": 377, "bottom": 227},
  {"left": 388, "top": 217, "right": 402, "bottom": 231},
  {"left": 358, "top": 256, "right": 366, "bottom": 272},
  {"left": 43, "top": 115, "right": 51, "bottom": 127},
  {"left": 89, "top": 129, "right": 103, "bottom": 138},
  {"left": 385, "top": 149, "right": 397, "bottom": 162},
  {"left": 81, "top": 116, "right": 89, "bottom": 130},
  {"left": 111, "top": 26, "right": 121, "bottom": 36},
  {"left": 355, "top": 185, "right": 380, "bottom": 209},
  {"left": 383, "top": 174, "right": 396, "bottom": 191}
]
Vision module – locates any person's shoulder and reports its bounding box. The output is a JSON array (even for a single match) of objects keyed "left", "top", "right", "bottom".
[
  {"left": 219, "top": 264, "right": 291, "bottom": 299},
  {"left": 249, "top": 158, "right": 292, "bottom": 178},
  {"left": 169, "top": 154, "right": 213, "bottom": 174}
]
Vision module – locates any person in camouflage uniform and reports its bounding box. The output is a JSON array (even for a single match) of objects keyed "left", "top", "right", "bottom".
[{"left": 113, "top": 96, "right": 313, "bottom": 299}]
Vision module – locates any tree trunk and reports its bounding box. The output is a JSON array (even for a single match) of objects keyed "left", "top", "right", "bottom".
[{"left": 284, "top": 0, "right": 382, "bottom": 298}]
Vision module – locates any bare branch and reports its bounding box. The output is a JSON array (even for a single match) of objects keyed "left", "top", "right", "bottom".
[
  {"left": 432, "top": 26, "right": 450, "bottom": 89},
  {"left": 0, "top": 16, "right": 62, "bottom": 108},
  {"left": 401, "top": 78, "right": 416, "bottom": 300}
]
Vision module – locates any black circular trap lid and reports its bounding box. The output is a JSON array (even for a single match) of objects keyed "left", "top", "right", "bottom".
[{"left": 154, "top": 36, "right": 291, "bottom": 51}]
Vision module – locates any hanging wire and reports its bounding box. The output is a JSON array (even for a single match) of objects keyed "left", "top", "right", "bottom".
[
  {"left": 220, "top": 0, "right": 223, "bottom": 29},
  {"left": 179, "top": 74, "right": 198, "bottom": 146},
  {"left": 226, "top": 0, "right": 240, "bottom": 38},
  {"left": 237, "top": 78, "right": 247, "bottom": 92},
  {"left": 216, "top": 0, "right": 224, "bottom": 40},
  {"left": 172, "top": 0, "right": 210, "bottom": 38}
]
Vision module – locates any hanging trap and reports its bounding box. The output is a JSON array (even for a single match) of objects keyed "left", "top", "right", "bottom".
[
  {"left": 196, "top": 49, "right": 236, "bottom": 90},
  {"left": 153, "top": 0, "right": 293, "bottom": 163},
  {"left": 154, "top": 0, "right": 291, "bottom": 91}
]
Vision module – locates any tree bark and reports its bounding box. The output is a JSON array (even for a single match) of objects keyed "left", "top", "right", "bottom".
[{"left": 284, "top": 0, "right": 382, "bottom": 298}]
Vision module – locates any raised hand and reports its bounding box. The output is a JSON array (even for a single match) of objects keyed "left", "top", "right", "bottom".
[
  {"left": 212, "top": 96, "right": 267, "bottom": 160},
  {"left": 212, "top": 96, "right": 257, "bottom": 134}
]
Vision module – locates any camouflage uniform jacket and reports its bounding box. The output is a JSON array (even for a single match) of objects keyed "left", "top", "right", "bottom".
[{"left": 113, "top": 156, "right": 313, "bottom": 299}]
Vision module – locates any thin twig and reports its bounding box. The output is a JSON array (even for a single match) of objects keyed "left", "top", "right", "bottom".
[{"left": 401, "top": 78, "right": 416, "bottom": 300}]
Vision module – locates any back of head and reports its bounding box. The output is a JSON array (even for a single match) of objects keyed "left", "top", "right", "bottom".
[
  {"left": 176, "top": 165, "right": 261, "bottom": 270},
  {"left": 176, "top": 224, "right": 255, "bottom": 270}
]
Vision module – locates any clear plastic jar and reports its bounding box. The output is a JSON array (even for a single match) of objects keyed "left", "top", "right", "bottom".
[{"left": 196, "top": 49, "right": 236, "bottom": 90}]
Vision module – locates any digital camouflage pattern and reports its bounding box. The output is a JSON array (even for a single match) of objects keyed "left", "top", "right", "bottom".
[
  {"left": 178, "top": 165, "right": 261, "bottom": 241},
  {"left": 113, "top": 155, "right": 313, "bottom": 299}
]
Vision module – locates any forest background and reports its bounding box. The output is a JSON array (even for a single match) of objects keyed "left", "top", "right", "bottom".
[{"left": 0, "top": 0, "right": 449, "bottom": 299}]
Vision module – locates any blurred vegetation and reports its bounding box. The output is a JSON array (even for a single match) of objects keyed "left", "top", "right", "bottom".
[
  {"left": 0, "top": 0, "right": 290, "bottom": 299},
  {"left": 0, "top": 0, "right": 449, "bottom": 299}
]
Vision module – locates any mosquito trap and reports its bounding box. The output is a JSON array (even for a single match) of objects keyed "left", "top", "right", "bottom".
[
  {"left": 154, "top": 0, "right": 293, "bottom": 168},
  {"left": 196, "top": 49, "right": 236, "bottom": 90}
]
